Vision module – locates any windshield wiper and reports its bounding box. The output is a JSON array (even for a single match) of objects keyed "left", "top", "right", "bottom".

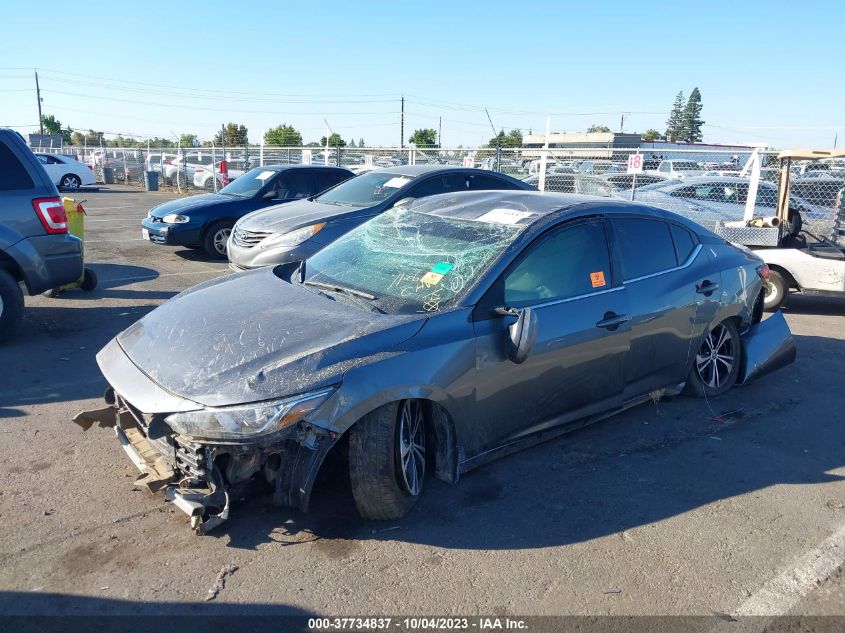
[{"left": 304, "top": 280, "right": 376, "bottom": 300}]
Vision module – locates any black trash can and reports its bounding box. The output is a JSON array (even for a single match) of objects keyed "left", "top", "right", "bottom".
[
  {"left": 144, "top": 170, "right": 159, "bottom": 191},
  {"left": 102, "top": 167, "right": 114, "bottom": 184}
]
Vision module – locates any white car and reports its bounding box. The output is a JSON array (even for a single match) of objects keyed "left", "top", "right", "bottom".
[
  {"left": 192, "top": 159, "right": 249, "bottom": 190},
  {"left": 652, "top": 159, "right": 707, "bottom": 179},
  {"left": 33, "top": 153, "right": 97, "bottom": 190}
]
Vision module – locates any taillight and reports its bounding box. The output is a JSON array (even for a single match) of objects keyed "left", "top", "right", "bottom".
[
  {"left": 196, "top": 168, "right": 205, "bottom": 173},
  {"left": 88, "top": 165, "right": 94, "bottom": 171},
  {"left": 33, "top": 197, "right": 68, "bottom": 234},
  {"left": 756, "top": 264, "right": 770, "bottom": 280}
]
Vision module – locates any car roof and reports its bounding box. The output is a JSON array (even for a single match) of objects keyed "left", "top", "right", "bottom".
[
  {"left": 408, "top": 190, "right": 715, "bottom": 233},
  {"left": 371, "top": 164, "right": 485, "bottom": 176},
  {"left": 249, "top": 164, "right": 353, "bottom": 173}
]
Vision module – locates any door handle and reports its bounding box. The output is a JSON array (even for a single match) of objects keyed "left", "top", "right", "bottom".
[
  {"left": 595, "top": 312, "right": 630, "bottom": 330},
  {"left": 696, "top": 280, "right": 720, "bottom": 295}
]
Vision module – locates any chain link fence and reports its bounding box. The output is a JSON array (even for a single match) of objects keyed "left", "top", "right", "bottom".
[{"left": 34, "top": 144, "right": 845, "bottom": 244}]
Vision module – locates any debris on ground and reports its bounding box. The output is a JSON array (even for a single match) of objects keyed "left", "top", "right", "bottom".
[
  {"left": 205, "top": 564, "right": 238, "bottom": 602},
  {"left": 826, "top": 499, "right": 844, "bottom": 511},
  {"left": 711, "top": 409, "right": 745, "bottom": 424},
  {"left": 603, "top": 588, "right": 622, "bottom": 595}
]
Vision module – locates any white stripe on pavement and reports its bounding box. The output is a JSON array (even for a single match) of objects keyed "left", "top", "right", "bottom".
[{"left": 735, "top": 522, "right": 845, "bottom": 616}]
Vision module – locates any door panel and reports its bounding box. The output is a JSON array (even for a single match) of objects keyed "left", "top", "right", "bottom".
[
  {"left": 470, "top": 219, "right": 630, "bottom": 454},
  {"left": 473, "top": 290, "right": 631, "bottom": 451}
]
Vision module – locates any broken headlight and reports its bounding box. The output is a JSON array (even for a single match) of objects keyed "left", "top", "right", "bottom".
[
  {"left": 165, "top": 387, "right": 335, "bottom": 441},
  {"left": 261, "top": 223, "right": 325, "bottom": 249}
]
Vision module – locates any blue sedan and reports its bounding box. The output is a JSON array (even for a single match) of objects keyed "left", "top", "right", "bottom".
[{"left": 140, "top": 164, "right": 353, "bottom": 258}]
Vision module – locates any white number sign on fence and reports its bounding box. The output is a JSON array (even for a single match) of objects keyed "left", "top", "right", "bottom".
[{"left": 627, "top": 153, "right": 644, "bottom": 174}]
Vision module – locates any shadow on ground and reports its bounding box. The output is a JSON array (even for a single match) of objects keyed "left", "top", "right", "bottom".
[
  {"left": 195, "top": 333, "right": 845, "bottom": 553},
  {"left": 0, "top": 591, "right": 315, "bottom": 629}
]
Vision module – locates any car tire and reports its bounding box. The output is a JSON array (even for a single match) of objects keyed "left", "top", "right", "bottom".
[
  {"left": 81, "top": 268, "right": 98, "bottom": 292},
  {"left": 60, "top": 174, "right": 81, "bottom": 190},
  {"left": 0, "top": 269, "right": 24, "bottom": 343},
  {"left": 763, "top": 269, "right": 788, "bottom": 311},
  {"left": 202, "top": 221, "right": 233, "bottom": 259},
  {"left": 349, "top": 400, "right": 427, "bottom": 521},
  {"left": 684, "top": 319, "right": 742, "bottom": 398}
]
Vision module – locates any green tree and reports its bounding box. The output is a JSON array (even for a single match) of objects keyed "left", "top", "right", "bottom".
[
  {"left": 319, "top": 133, "right": 346, "bottom": 147},
  {"left": 348, "top": 139, "right": 356, "bottom": 148},
  {"left": 665, "top": 91, "right": 685, "bottom": 142},
  {"left": 214, "top": 122, "right": 249, "bottom": 147},
  {"left": 487, "top": 128, "right": 523, "bottom": 148},
  {"left": 264, "top": 123, "right": 303, "bottom": 146},
  {"left": 40, "top": 114, "right": 72, "bottom": 144},
  {"left": 682, "top": 87, "right": 704, "bottom": 143},
  {"left": 179, "top": 133, "right": 198, "bottom": 147},
  {"left": 642, "top": 129, "right": 664, "bottom": 141},
  {"left": 359, "top": 138, "right": 365, "bottom": 148},
  {"left": 408, "top": 128, "right": 438, "bottom": 147},
  {"left": 586, "top": 124, "right": 611, "bottom": 133}
]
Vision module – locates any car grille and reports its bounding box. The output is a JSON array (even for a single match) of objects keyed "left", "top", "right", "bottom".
[
  {"left": 232, "top": 226, "right": 272, "bottom": 248},
  {"left": 116, "top": 392, "right": 206, "bottom": 482}
]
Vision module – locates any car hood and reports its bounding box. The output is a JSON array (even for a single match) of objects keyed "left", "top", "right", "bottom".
[
  {"left": 151, "top": 193, "right": 239, "bottom": 216},
  {"left": 113, "top": 268, "right": 426, "bottom": 407},
  {"left": 237, "top": 198, "right": 372, "bottom": 233}
]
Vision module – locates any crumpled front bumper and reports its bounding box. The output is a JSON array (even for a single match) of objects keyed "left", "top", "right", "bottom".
[
  {"left": 73, "top": 392, "right": 230, "bottom": 533},
  {"left": 737, "top": 310, "right": 796, "bottom": 385}
]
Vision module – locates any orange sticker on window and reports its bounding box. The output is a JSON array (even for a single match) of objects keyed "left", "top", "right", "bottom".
[{"left": 590, "top": 271, "right": 606, "bottom": 288}]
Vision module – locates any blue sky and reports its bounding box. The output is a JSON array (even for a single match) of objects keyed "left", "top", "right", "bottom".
[{"left": 2, "top": 0, "right": 843, "bottom": 147}]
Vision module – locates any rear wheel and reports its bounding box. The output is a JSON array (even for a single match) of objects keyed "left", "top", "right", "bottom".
[
  {"left": 60, "top": 174, "right": 81, "bottom": 190},
  {"left": 81, "top": 268, "right": 98, "bottom": 291},
  {"left": 349, "top": 400, "right": 427, "bottom": 520},
  {"left": 684, "top": 320, "right": 742, "bottom": 397},
  {"left": 763, "top": 269, "right": 789, "bottom": 311},
  {"left": 202, "top": 221, "right": 233, "bottom": 259},
  {"left": 0, "top": 270, "right": 24, "bottom": 343}
]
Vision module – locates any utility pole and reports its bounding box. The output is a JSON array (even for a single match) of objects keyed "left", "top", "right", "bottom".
[
  {"left": 438, "top": 116, "right": 442, "bottom": 147},
  {"left": 400, "top": 95, "right": 404, "bottom": 149},
  {"left": 35, "top": 70, "right": 44, "bottom": 134},
  {"left": 620, "top": 112, "right": 629, "bottom": 133}
]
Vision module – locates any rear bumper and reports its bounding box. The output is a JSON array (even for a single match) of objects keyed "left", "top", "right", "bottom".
[
  {"left": 7, "top": 234, "right": 83, "bottom": 295},
  {"left": 738, "top": 310, "right": 796, "bottom": 385}
]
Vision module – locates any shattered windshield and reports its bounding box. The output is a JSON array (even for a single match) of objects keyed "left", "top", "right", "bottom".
[
  {"left": 303, "top": 208, "right": 522, "bottom": 314},
  {"left": 315, "top": 171, "right": 416, "bottom": 207}
]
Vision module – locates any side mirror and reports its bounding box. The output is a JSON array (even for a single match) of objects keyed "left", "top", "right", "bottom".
[{"left": 495, "top": 306, "right": 537, "bottom": 364}]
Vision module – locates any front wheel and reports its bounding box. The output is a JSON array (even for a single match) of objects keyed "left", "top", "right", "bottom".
[
  {"left": 202, "top": 221, "right": 233, "bottom": 259},
  {"left": 763, "top": 269, "right": 789, "bottom": 311},
  {"left": 684, "top": 319, "right": 742, "bottom": 398},
  {"left": 349, "top": 400, "right": 427, "bottom": 520}
]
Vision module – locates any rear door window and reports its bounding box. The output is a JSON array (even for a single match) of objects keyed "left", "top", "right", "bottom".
[
  {"left": 277, "top": 171, "right": 315, "bottom": 199},
  {"left": 467, "top": 174, "right": 521, "bottom": 191},
  {"left": 670, "top": 224, "right": 697, "bottom": 263},
  {"left": 611, "top": 218, "right": 677, "bottom": 280},
  {"left": 313, "top": 169, "right": 350, "bottom": 193},
  {"left": 407, "top": 173, "right": 468, "bottom": 198},
  {"left": 0, "top": 141, "right": 35, "bottom": 190}
]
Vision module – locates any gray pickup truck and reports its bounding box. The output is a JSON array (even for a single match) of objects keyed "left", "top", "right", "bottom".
[{"left": 0, "top": 128, "right": 84, "bottom": 341}]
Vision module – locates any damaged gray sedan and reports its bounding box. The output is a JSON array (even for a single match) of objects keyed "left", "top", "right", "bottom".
[{"left": 75, "top": 191, "right": 796, "bottom": 533}]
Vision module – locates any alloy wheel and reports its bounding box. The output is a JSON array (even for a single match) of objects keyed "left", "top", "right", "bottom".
[
  {"left": 213, "top": 228, "right": 231, "bottom": 255},
  {"left": 396, "top": 400, "right": 425, "bottom": 496},
  {"left": 62, "top": 175, "right": 80, "bottom": 189},
  {"left": 695, "top": 324, "right": 735, "bottom": 389}
]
